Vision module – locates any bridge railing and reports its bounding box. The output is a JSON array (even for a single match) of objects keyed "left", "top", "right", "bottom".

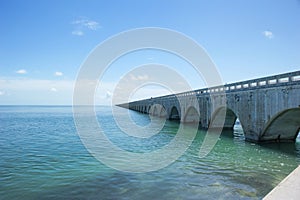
[
  {"left": 220, "top": 70, "right": 300, "bottom": 93},
  {"left": 180, "top": 70, "right": 300, "bottom": 96},
  {"left": 125, "top": 70, "right": 300, "bottom": 105}
]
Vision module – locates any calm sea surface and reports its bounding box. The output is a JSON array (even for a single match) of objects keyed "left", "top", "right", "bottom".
[{"left": 0, "top": 106, "right": 300, "bottom": 199}]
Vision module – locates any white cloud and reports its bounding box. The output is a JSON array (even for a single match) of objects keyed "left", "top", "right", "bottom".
[
  {"left": 129, "top": 74, "right": 149, "bottom": 81},
  {"left": 0, "top": 78, "right": 75, "bottom": 105},
  {"left": 72, "top": 19, "right": 100, "bottom": 30},
  {"left": 50, "top": 87, "right": 57, "bottom": 92},
  {"left": 129, "top": 86, "right": 171, "bottom": 102},
  {"left": 72, "top": 30, "right": 84, "bottom": 36},
  {"left": 84, "top": 21, "right": 99, "bottom": 30},
  {"left": 55, "top": 71, "right": 63, "bottom": 76},
  {"left": 16, "top": 69, "right": 27, "bottom": 74},
  {"left": 0, "top": 77, "right": 170, "bottom": 105},
  {"left": 0, "top": 78, "right": 120, "bottom": 105},
  {"left": 0, "top": 79, "right": 73, "bottom": 92},
  {"left": 262, "top": 31, "right": 274, "bottom": 39},
  {"left": 71, "top": 17, "right": 100, "bottom": 36},
  {"left": 105, "top": 91, "right": 112, "bottom": 99}
]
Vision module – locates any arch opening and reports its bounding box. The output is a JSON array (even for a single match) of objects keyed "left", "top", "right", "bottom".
[
  {"left": 159, "top": 106, "right": 167, "bottom": 118},
  {"left": 296, "top": 129, "right": 300, "bottom": 144},
  {"left": 211, "top": 107, "right": 237, "bottom": 129},
  {"left": 233, "top": 118, "right": 245, "bottom": 140},
  {"left": 149, "top": 104, "right": 164, "bottom": 117},
  {"left": 183, "top": 106, "right": 200, "bottom": 124},
  {"left": 210, "top": 107, "right": 245, "bottom": 139},
  {"left": 153, "top": 106, "right": 158, "bottom": 116},
  {"left": 261, "top": 108, "right": 300, "bottom": 142},
  {"left": 169, "top": 106, "right": 180, "bottom": 121}
]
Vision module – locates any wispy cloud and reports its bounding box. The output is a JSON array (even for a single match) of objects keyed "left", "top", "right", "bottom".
[
  {"left": 54, "top": 71, "right": 63, "bottom": 76},
  {"left": 72, "top": 30, "right": 84, "bottom": 36},
  {"left": 0, "top": 79, "right": 73, "bottom": 91},
  {"left": 262, "top": 31, "right": 274, "bottom": 39},
  {"left": 72, "top": 19, "right": 99, "bottom": 30},
  {"left": 105, "top": 90, "right": 112, "bottom": 99},
  {"left": 50, "top": 87, "right": 57, "bottom": 92},
  {"left": 130, "top": 74, "right": 149, "bottom": 81},
  {"left": 0, "top": 78, "right": 119, "bottom": 105},
  {"left": 16, "top": 69, "right": 27, "bottom": 74},
  {"left": 0, "top": 78, "right": 75, "bottom": 105},
  {"left": 71, "top": 17, "right": 100, "bottom": 36}
]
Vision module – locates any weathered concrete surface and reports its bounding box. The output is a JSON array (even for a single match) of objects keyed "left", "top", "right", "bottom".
[
  {"left": 118, "top": 70, "right": 300, "bottom": 142},
  {"left": 263, "top": 165, "right": 300, "bottom": 200}
]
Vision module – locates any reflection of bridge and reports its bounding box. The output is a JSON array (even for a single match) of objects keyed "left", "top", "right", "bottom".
[{"left": 118, "top": 71, "right": 300, "bottom": 143}]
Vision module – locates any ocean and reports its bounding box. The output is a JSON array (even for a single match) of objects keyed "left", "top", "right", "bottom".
[{"left": 0, "top": 106, "right": 299, "bottom": 199}]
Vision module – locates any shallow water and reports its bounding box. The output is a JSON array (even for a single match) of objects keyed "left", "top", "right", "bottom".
[{"left": 0, "top": 106, "right": 299, "bottom": 199}]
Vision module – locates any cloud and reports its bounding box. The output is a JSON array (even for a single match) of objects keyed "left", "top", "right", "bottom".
[
  {"left": 0, "top": 78, "right": 119, "bottom": 105},
  {"left": 16, "top": 69, "right": 27, "bottom": 74},
  {"left": 72, "top": 19, "right": 100, "bottom": 30},
  {"left": 262, "top": 31, "right": 274, "bottom": 39},
  {"left": 71, "top": 17, "right": 100, "bottom": 36},
  {"left": 129, "top": 85, "right": 171, "bottom": 102},
  {"left": 50, "top": 87, "right": 57, "bottom": 92},
  {"left": 0, "top": 78, "right": 73, "bottom": 92},
  {"left": 0, "top": 91, "right": 5, "bottom": 96},
  {"left": 0, "top": 78, "right": 75, "bottom": 104},
  {"left": 72, "top": 30, "right": 84, "bottom": 36},
  {"left": 55, "top": 71, "right": 63, "bottom": 76},
  {"left": 129, "top": 74, "right": 149, "bottom": 81},
  {"left": 105, "top": 91, "right": 112, "bottom": 99}
]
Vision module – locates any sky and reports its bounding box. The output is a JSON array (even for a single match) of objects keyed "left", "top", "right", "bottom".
[{"left": 0, "top": 0, "right": 300, "bottom": 105}]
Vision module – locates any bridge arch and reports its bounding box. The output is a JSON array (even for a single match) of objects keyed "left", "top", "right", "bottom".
[
  {"left": 153, "top": 105, "right": 159, "bottom": 116},
  {"left": 149, "top": 104, "right": 165, "bottom": 116},
  {"left": 261, "top": 108, "right": 300, "bottom": 142},
  {"left": 183, "top": 106, "right": 200, "bottom": 124},
  {"left": 169, "top": 106, "right": 180, "bottom": 121},
  {"left": 159, "top": 106, "right": 167, "bottom": 118},
  {"left": 210, "top": 106, "right": 242, "bottom": 130}
]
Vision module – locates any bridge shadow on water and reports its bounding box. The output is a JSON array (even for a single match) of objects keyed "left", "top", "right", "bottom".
[
  {"left": 130, "top": 109, "right": 300, "bottom": 159},
  {"left": 220, "top": 123, "right": 300, "bottom": 158},
  {"left": 259, "top": 136, "right": 300, "bottom": 158}
]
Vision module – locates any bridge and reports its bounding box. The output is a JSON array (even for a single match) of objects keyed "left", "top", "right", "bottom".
[{"left": 118, "top": 70, "right": 300, "bottom": 143}]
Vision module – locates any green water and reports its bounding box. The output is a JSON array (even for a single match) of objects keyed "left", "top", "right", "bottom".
[{"left": 0, "top": 106, "right": 299, "bottom": 199}]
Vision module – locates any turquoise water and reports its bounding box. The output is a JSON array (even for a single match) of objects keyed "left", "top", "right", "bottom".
[{"left": 0, "top": 106, "right": 300, "bottom": 199}]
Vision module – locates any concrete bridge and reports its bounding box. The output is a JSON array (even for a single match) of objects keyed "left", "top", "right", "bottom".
[{"left": 118, "top": 70, "right": 300, "bottom": 142}]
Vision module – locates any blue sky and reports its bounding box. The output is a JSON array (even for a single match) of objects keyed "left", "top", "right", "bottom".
[{"left": 0, "top": 0, "right": 300, "bottom": 105}]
